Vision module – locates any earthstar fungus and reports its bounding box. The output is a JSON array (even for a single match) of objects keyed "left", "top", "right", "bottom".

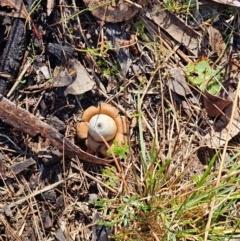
[{"left": 76, "top": 103, "right": 128, "bottom": 157}]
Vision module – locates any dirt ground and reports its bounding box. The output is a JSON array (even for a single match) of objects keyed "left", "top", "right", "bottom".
[{"left": 1, "top": 0, "right": 240, "bottom": 240}]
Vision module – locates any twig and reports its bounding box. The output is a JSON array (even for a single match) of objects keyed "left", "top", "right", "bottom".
[
  {"left": 7, "top": 58, "right": 33, "bottom": 97},
  {"left": 0, "top": 95, "right": 114, "bottom": 164},
  {"left": 0, "top": 215, "right": 22, "bottom": 241},
  {"left": 0, "top": 134, "right": 22, "bottom": 152},
  {"left": 124, "top": 0, "right": 142, "bottom": 8},
  {"left": 6, "top": 174, "right": 77, "bottom": 209}
]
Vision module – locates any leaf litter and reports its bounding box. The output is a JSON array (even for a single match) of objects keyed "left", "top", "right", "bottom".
[
  {"left": 52, "top": 53, "right": 95, "bottom": 96},
  {"left": 1, "top": 0, "right": 240, "bottom": 240}
]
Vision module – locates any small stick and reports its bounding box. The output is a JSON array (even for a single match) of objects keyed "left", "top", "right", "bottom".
[
  {"left": 124, "top": 0, "right": 142, "bottom": 8},
  {"left": 6, "top": 174, "right": 77, "bottom": 209},
  {"left": 0, "top": 95, "right": 114, "bottom": 164},
  {"left": 7, "top": 58, "right": 33, "bottom": 97}
]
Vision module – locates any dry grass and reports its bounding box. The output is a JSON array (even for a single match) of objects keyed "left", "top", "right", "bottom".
[{"left": 1, "top": 0, "right": 240, "bottom": 241}]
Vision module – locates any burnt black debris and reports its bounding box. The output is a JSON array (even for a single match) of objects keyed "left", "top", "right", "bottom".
[
  {"left": 0, "top": 0, "right": 32, "bottom": 95},
  {"left": 47, "top": 43, "right": 75, "bottom": 64}
]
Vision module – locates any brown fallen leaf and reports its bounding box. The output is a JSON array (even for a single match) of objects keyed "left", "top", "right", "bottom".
[
  {"left": 204, "top": 102, "right": 240, "bottom": 148},
  {"left": 0, "top": 0, "right": 28, "bottom": 19},
  {"left": 83, "top": 0, "right": 143, "bottom": 23},
  {"left": 168, "top": 68, "right": 199, "bottom": 116},
  {"left": 0, "top": 95, "right": 113, "bottom": 164},
  {"left": 204, "top": 23, "right": 227, "bottom": 59},
  {"left": 203, "top": 90, "right": 232, "bottom": 117},
  {"left": 52, "top": 54, "right": 95, "bottom": 96},
  {"left": 148, "top": 5, "right": 201, "bottom": 56},
  {"left": 168, "top": 68, "right": 191, "bottom": 96}
]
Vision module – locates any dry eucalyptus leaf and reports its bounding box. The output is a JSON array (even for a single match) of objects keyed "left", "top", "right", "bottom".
[
  {"left": 204, "top": 102, "right": 240, "bottom": 148},
  {"left": 52, "top": 54, "right": 95, "bottom": 96},
  {"left": 203, "top": 90, "right": 232, "bottom": 117},
  {"left": 0, "top": 0, "right": 28, "bottom": 19},
  {"left": 205, "top": 23, "right": 226, "bottom": 58},
  {"left": 168, "top": 68, "right": 191, "bottom": 96},
  {"left": 83, "top": 0, "right": 143, "bottom": 23},
  {"left": 168, "top": 68, "right": 199, "bottom": 115},
  {"left": 53, "top": 66, "right": 73, "bottom": 87},
  {"left": 149, "top": 5, "right": 201, "bottom": 56}
]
